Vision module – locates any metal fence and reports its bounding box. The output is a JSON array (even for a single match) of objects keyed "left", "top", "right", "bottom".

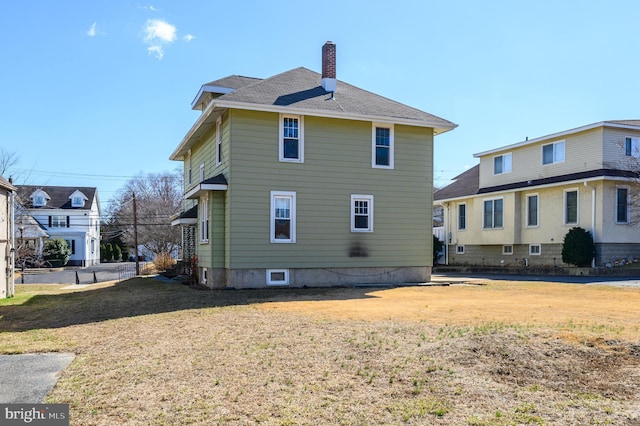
[{"left": 117, "top": 262, "right": 145, "bottom": 282}]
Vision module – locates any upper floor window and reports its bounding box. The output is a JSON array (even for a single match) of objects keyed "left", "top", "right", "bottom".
[
  {"left": 526, "top": 194, "right": 539, "bottom": 227},
  {"left": 564, "top": 189, "right": 578, "bottom": 225},
  {"left": 216, "top": 118, "right": 223, "bottom": 166},
  {"left": 50, "top": 215, "right": 68, "bottom": 228},
  {"left": 483, "top": 198, "right": 503, "bottom": 229},
  {"left": 372, "top": 123, "right": 394, "bottom": 169},
  {"left": 542, "top": 140, "right": 565, "bottom": 165},
  {"left": 199, "top": 163, "right": 205, "bottom": 182},
  {"left": 351, "top": 195, "right": 374, "bottom": 232},
  {"left": 625, "top": 137, "right": 639, "bottom": 158},
  {"left": 493, "top": 153, "right": 512, "bottom": 174},
  {"left": 33, "top": 195, "right": 46, "bottom": 207},
  {"left": 71, "top": 196, "right": 84, "bottom": 208},
  {"left": 458, "top": 203, "right": 466, "bottom": 230},
  {"left": 279, "top": 115, "right": 303, "bottom": 162},
  {"left": 616, "top": 187, "right": 630, "bottom": 224},
  {"left": 187, "top": 150, "right": 192, "bottom": 185},
  {"left": 271, "top": 191, "right": 296, "bottom": 243}
]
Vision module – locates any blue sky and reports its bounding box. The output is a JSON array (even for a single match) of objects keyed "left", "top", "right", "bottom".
[{"left": 2, "top": 1, "right": 639, "bottom": 207}]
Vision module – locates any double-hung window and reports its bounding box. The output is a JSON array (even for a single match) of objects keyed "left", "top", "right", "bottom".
[
  {"left": 458, "top": 203, "right": 466, "bottom": 230},
  {"left": 526, "top": 194, "right": 539, "bottom": 227},
  {"left": 271, "top": 191, "right": 296, "bottom": 243},
  {"left": 625, "top": 137, "right": 639, "bottom": 158},
  {"left": 50, "top": 215, "right": 68, "bottom": 228},
  {"left": 616, "top": 187, "right": 630, "bottom": 224},
  {"left": 199, "top": 163, "right": 205, "bottom": 182},
  {"left": 372, "top": 124, "right": 394, "bottom": 169},
  {"left": 200, "top": 196, "right": 209, "bottom": 243},
  {"left": 483, "top": 198, "right": 503, "bottom": 229},
  {"left": 351, "top": 195, "right": 373, "bottom": 232},
  {"left": 564, "top": 189, "right": 578, "bottom": 225},
  {"left": 494, "top": 153, "right": 512, "bottom": 174},
  {"left": 542, "top": 140, "right": 565, "bottom": 165},
  {"left": 280, "top": 115, "right": 303, "bottom": 162}
]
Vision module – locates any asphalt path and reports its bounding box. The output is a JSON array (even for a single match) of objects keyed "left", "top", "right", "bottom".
[{"left": 0, "top": 353, "right": 75, "bottom": 403}]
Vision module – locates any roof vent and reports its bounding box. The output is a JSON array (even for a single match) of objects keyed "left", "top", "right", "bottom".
[{"left": 321, "top": 41, "right": 337, "bottom": 93}]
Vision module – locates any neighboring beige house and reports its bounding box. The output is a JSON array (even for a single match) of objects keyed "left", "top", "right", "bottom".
[
  {"left": 1, "top": 176, "right": 17, "bottom": 298},
  {"left": 170, "top": 41, "right": 456, "bottom": 288},
  {"left": 434, "top": 120, "right": 640, "bottom": 267}
]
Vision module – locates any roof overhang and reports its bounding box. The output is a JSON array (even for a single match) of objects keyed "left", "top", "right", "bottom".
[
  {"left": 474, "top": 121, "right": 640, "bottom": 158},
  {"left": 184, "top": 174, "right": 228, "bottom": 199}
]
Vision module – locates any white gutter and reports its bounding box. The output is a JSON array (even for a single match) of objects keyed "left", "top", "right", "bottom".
[{"left": 583, "top": 181, "right": 597, "bottom": 267}]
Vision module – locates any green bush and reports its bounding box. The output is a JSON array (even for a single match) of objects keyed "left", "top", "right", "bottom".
[
  {"left": 43, "top": 238, "right": 71, "bottom": 267},
  {"left": 561, "top": 227, "right": 595, "bottom": 267}
]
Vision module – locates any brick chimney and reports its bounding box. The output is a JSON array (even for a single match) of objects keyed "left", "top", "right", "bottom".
[{"left": 321, "top": 41, "right": 337, "bottom": 92}]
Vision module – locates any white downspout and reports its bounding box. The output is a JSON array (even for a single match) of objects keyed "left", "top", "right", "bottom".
[
  {"left": 439, "top": 202, "right": 449, "bottom": 265},
  {"left": 8, "top": 188, "right": 15, "bottom": 298},
  {"left": 584, "top": 181, "right": 596, "bottom": 267}
]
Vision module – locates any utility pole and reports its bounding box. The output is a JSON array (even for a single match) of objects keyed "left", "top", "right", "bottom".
[{"left": 133, "top": 192, "right": 139, "bottom": 276}]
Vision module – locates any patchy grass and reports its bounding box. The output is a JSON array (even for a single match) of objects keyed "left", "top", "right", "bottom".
[{"left": 1, "top": 278, "right": 639, "bottom": 425}]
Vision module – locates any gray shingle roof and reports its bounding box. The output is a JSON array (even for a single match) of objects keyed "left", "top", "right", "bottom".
[
  {"left": 433, "top": 165, "right": 480, "bottom": 201},
  {"left": 215, "top": 67, "right": 455, "bottom": 131},
  {"left": 16, "top": 185, "right": 98, "bottom": 209}
]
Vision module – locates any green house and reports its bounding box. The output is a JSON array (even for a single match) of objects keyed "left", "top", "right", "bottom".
[{"left": 170, "top": 42, "right": 456, "bottom": 288}]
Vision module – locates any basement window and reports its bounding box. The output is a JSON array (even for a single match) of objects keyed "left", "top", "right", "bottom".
[
  {"left": 456, "top": 245, "right": 465, "bottom": 254},
  {"left": 267, "top": 269, "right": 289, "bottom": 286}
]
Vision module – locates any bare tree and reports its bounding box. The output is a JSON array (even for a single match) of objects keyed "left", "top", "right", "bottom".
[
  {"left": 107, "top": 172, "right": 183, "bottom": 259},
  {"left": 0, "top": 147, "right": 19, "bottom": 178}
]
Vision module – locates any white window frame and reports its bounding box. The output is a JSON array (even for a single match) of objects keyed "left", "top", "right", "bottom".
[
  {"left": 71, "top": 196, "right": 84, "bottom": 208},
  {"left": 483, "top": 197, "right": 504, "bottom": 229},
  {"left": 502, "top": 245, "right": 513, "bottom": 255},
  {"left": 625, "top": 137, "right": 640, "bottom": 158},
  {"left": 351, "top": 194, "right": 374, "bottom": 232},
  {"left": 458, "top": 203, "right": 466, "bottom": 231},
  {"left": 200, "top": 195, "right": 209, "bottom": 243},
  {"left": 33, "top": 195, "right": 46, "bottom": 207},
  {"left": 199, "top": 163, "right": 205, "bottom": 182},
  {"left": 279, "top": 114, "right": 304, "bottom": 163},
  {"left": 542, "top": 140, "right": 565, "bottom": 165},
  {"left": 187, "top": 150, "right": 192, "bottom": 185},
  {"left": 529, "top": 244, "right": 541, "bottom": 255},
  {"left": 215, "top": 118, "right": 223, "bottom": 166},
  {"left": 493, "top": 153, "right": 512, "bottom": 175},
  {"left": 616, "top": 186, "right": 630, "bottom": 224},
  {"left": 270, "top": 191, "right": 296, "bottom": 243},
  {"left": 266, "top": 269, "right": 290, "bottom": 286},
  {"left": 456, "top": 245, "right": 465, "bottom": 254},
  {"left": 564, "top": 188, "right": 579, "bottom": 225},
  {"left": 51, "top": 215, "right": 67, "bottom": 228},
  {"left": 372, "top": 123, "right": 394, "bottom": 169},
  {"left": 526, "top": 194, "right": 539, "bottom": 228}
]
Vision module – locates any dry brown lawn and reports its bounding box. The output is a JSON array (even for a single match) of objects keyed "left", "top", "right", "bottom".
[{"left": 1, "top": 277, "right": 639, "bottom": 425}]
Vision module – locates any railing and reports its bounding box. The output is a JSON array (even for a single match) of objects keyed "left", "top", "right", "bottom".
[{"left": 118, "top": 262, "right": 145, "bottom": 281}]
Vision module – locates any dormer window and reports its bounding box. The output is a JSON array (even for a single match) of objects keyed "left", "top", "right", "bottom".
[
  {"left": 72, "top": 196, "right": 84, "bottom": 207},
  {"left": 69, "top": 190, "right": 88, "bottom": 208},
  {"left": 30, "top": 189, "right": 50, "bottom": 207}
]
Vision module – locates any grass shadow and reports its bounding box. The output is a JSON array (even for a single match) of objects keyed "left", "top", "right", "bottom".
[{"left": 0, "top": 277, "right": 383, "bottom": 332}]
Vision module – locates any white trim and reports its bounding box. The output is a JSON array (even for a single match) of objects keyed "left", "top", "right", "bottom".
[
  {"left": 372, "top": 123, "right": 394, "bottom": 169},
  {"left": 563, "top": 188, "right": 579, "bottom": 225},
  {"left": 456, "top": 245, "right": 465, "bottom": 254},
  {"left": 279, "top": 114, "right": 304, "bottom": 163},
  {"left": 191, "top": 85, "right": 236, "bottom": 109},
  {"left": 542, "top": 140, "right": 565, "bottom": 165},
  {"left": 199, "top": 163, "right": 205, "bottom": 182},
  {"left": 457, "top": 203, "right": 467, "bottom": 231},
  {"left": 502, "top": 245, "right": 513, "bottom": 255},
  {"left": 270, "top": 191, "right": 296, "bottom": 243},
  {"left": 526, "top": 193, "right": 539, "bottom": 228},
  {"left": 529, "top": 244, "right": 541, "bottom": 255},
  {"left": 493, "top": 152, "right": 512, "bottom": 175},
  {"left": 482, "top": 197, "right": 504, "bottom": 229},
  {"left": 215, "top": 118, "right": 222, "bottom": 166},
  {"left": 201, "top": 267, "right": 208, "bottom": 284},
  {"left": 351, "top": 194, "right": 374, "bottom": 232},
  {"left": 267, "top": 269, "right": 290, "bottom": 286},
  {"left": 199, "top": 195, "right": 209, "bottom": 243},
  {"left": 185, "top": 182, "right": 228, "bottom": 200},
  {"left": 615, "top": 185, "right": 630, "bottom": 224}
]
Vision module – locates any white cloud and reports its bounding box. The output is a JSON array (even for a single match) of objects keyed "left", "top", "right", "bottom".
[
  {"left": 143, "top": 19, "right": 176, "bottom": 59},
  {"left": 183, "top": 34, "right": 195, "bottom": 42},
  {"left": 87, "top": 22, "right": 105, "bottom": 37}
]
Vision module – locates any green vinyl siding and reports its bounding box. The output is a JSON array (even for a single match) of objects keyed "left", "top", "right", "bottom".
[{"left": 226, "top": 109, "right": 434, "bottom": 269}]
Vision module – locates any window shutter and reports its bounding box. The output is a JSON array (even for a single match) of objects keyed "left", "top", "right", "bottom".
[
  {"left": 48, "top": 216, "right": 52, "bottom": 227},
  {"left": 67, "top": 216, "right": 70, "bottom": 227}
]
